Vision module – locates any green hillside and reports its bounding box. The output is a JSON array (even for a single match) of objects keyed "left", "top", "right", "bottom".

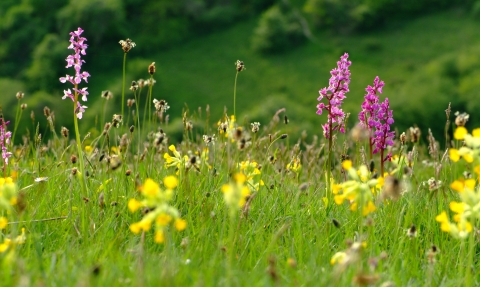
[
  {"left": 123, "top": 8, "right": 480, "bottom": 140},
  {"left": 2, "top": 4, "right": 480, "bottom": 143}
]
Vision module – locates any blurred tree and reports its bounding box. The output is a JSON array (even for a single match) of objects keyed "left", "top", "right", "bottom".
[
  {"left": 251, "top": 1, "right": 306, "bottom": 53},
  {"left": 25, "top": 34, "right": 65, "bottom": 93},
  {"left": 56, "top": 0, "right": 125, "bottom": 46}
]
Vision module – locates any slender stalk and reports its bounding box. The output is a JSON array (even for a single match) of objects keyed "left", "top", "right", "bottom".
[
  {"left": 12, "top": 98, "right": 23, "bottom": 145},
  {"left": 380, "top": 149, "right": 384, "bottom": 176},
  {"left": 134, "top": 90, "right": 141, "bottom": 154},
  {"left": 148, "top": 75, "right": 154, "bottom": 125},
  {"left": 121, "top": 52, "right": 127, "bottom": 122},
  {"left": 233, "top": 71, "right": 238, "bottom": 120},
  {"left": 72, "top": 89, "right": 87, "bottom": 197},
  {"left": 465, "top": 218, "right": 475, "bottom": 286}
]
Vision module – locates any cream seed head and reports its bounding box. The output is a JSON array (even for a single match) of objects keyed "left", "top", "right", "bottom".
[{"left": 119, "top": 38, "right": 136, "bottom": 53}]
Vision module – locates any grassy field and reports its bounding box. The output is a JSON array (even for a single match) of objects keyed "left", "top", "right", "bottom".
[{"left": 1, "top": 7, "right": 480, "bottom": 287}]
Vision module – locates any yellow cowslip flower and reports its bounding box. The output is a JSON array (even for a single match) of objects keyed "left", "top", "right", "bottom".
[
  {"left": 342, "top": 160, "right": 352, "bottom": 171},
  {"left": 474, "top": 165, "right": 480, "bottom": 177},
  {"left": 334, "top": 194, "right": 346, "bottom": 205},
  {"left": 332, "top": 183, "right": 342, "bottom": 195},
  {"left": 0, "top": 239, "right": 12, "bottom": 253},
  {"left": 0, "top": 217, "right": 7, "bottom": 229},
  {"left": 174, "top": 218, "right": 187, "bottom": 231},
  {"left": 472, "top": 128, "right": 480, "bottom": 138},
  {"left": 222, "top": 174, "right": 251, "bottom": 211},
  {"left": 233, "top": 173, "right": 247, "bottom": 184},
  {"left": 85, "top": 145, "right": 93, "bottom": 154},
  {"left": 362, "top": 201, "right": 376, "bottom": 216},
  {"left": 164, "top": 145, "right": 187, "bottom": 169},
  {"left": 154, "top": 230, "right": 165, "bottom": 243},
  {"left": 450, "top": 180, "right": 464, "bottom": 192},
  {"left": 449, "top": 201, "right": 465, "bottom": 215},
  {"left": 435, "top": 211, "right": 451, "bottom": 232},
  {"left": 142, "top": 178, "right": 160, "bottom": 197},
  {"left": 164, "top": 176, "right": 178, "bottom": 190},
  {"left": 454, "top": 127, "right": 468, "bottom": 140},
  {"left": 129, "top": 223, "right": 142, "bottom": 234},
  {"left": 156, "top": 213, "right": 173, "bottom": 226},
  {"left": 330, "top": 252, "right": 347, "bottom": 265},
  {"left": 128, "top": 198, "right": 143, "bottom": 212},
  {"left": 460, "top": 221, "right": 473, "bottom": 233},
  {"left": 138, "top": 219, "right": 152, "bottom": 232},
  {"left": 465, "top": 179, "right": 476, "bottom": 190},
  {"left": 451, "top": 178, "right": 476, "bottom": 193},
  {"left": 286, "top": 157, "right": 301, "bottom": 173}
]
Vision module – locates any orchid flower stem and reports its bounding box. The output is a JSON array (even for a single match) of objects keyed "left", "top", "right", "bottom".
[{"left": 121, "top": 52, "right": 127, "bottom": 123}]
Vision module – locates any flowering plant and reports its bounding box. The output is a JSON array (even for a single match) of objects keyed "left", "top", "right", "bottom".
[
  {"left": 59, "top": 27, "right": 90, "bottom": 119},
  {"left": 316, "top": 53, "right": 351, "bottom": 139}
]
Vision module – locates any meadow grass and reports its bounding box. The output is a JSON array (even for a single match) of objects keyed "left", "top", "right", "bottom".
[{"left": 1, "top": 11, "right": 480, "bottom": 287}]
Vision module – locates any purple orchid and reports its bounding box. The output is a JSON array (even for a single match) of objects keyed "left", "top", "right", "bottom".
[
  {"left": 59, "top": 27, "right": 90, "bottom": 119},
  {"left": 372, "top": 98, "right": 395, "bottom": 175},
  {"left": 358, "top": 76, "right": 384, "bottom": 159},
  {"left": 0, "top": 119, "right": 12, "bottom": 166},
  {"left": 317, "top": 53, "right": 351, "bottom": 139}
]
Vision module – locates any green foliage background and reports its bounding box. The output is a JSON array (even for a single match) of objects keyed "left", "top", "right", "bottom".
[{"left": 1, "top": 0, "right": 480, "bottom": 144}]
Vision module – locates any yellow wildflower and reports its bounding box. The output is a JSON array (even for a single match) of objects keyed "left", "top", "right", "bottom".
[
  {"left": 156, "top": 213, "right": 173, "bottom": 226},
  {"left": 128, "top": 198, "right": 142, "bottom": 212},
  {"left": 0, "top": 217, "right": 7, "bottom": 229},
  {"left": 174, "top": 218, "right": 187, "bottom": 231},
  {"left": 362, "top": 201, "right": 376, "bottom": 216},
  {"left": 342, "top": 160, "right": 352, "bottom": 171},
  {"left": 330, "top": 252, "right": 347, "bottom": 265},
  {"left": 454, "top": 127, "right": 467, "bottom": 140},
  {"left": 154, "top": 230, "right": 165, "bottom": 243},
  {"left": 164, "top": 176, "right": 178, "bottom": 190},
  {"left": 142, "top": 178, "right": 159, "bottom": 197}
]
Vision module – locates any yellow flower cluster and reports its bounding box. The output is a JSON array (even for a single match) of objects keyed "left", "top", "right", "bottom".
[
  {"left": 333, "top": 161, "right": 379, "bottom": 216},
  {"left": 221, "top": 173, "right": 251, "bottom": 215},
  {"left": 0, "top": 177, "right": 24, "bottom": 254},
  {"left": 0, "top": 228, "right": 26, "bottom": 253},
  {"left": 238, "top": 160, "right": 264, "bottom": 191},
  {"left": 164, "top": 145, "right": 189, "bottom": 170},
  {"left": 286, "top": 156, "right": 301, "bottom": 173},
  {"left": 436, "top": 127, "right": 480, "bottom": 239},
  {"left": 0, "top": 177, "right": 17, "bottom": 210},
  {"left": 128, "top": 177, "right": 187, "bottom": 244}
]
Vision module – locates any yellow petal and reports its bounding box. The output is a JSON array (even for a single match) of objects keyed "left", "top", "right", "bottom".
[
  {"left": 362, "top": 201, "right": 377, "bottom": 216},
  {"left": 454, "top": 127, "right": 468, "bottom": 140},
  {"left": 449, "top": 201, "right": 465, "bottom": 214},
  {"left": 128, "top": 199, "right": 142, "bottom": 213},
  {"left": 142, "top": 178, "right": 160, "bottom": 196},
  {"left": 0, "top": 217, "right": 7, "bottom": 229},
  {"left": 465, "top": 179, "right": 475, "bottom": 190},
  {"left": 449, "top": 149, "right": 460, "bottom": 162},
  {"left": 472, "top": 128, "right": 480, "bottom": 138},
  {"left": 129, "top": 222, "right": 141, "bottom": 234},
  {"left": 156, "top": 213, "right": 173, "bottom": 226},
  {"left": 174, "top": 218, "right": 187, "bottom": 231},
  {"left": 154, "top": 230, "right": 165, "bottom": 243},
  {"left": 342, "top": 160, "right": 353, "bottom": 171},
  {"left": 450, "top": 180, "right": 464, "bottom": 193},
  {"left": 164, "top": 176, "right": 178, "bottom": 190},
  {"left": 334, "top": 194, "right": 345, "bottom": 205},
  {"left": 435, "top": 211, "right": 449, "bottom": 223}
]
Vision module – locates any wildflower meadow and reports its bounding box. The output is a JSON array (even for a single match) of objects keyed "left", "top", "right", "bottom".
[{"left": 1, "top": 27, "right": 480, "bottom": 287}]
